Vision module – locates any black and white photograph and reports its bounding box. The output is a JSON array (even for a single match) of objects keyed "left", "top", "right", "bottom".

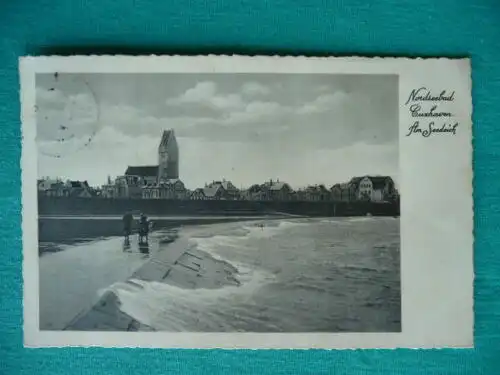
[{"left": 21, "top": 56, "right": 473, "bottom": 349}]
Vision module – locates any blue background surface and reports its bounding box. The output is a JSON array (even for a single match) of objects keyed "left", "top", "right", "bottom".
[{"left": 1, "top": 0, "right": 499, "bottom": 374}]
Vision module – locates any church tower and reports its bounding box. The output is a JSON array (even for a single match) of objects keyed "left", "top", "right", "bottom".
[{"left": 158, "top": 129, "right": 179, "bottom": 181}]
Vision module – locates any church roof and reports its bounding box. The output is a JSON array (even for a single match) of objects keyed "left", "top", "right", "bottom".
[{"left": 125, "top": 166, "right": 158, "bottom": 177}]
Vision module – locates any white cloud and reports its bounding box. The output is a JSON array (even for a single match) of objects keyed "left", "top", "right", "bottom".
[
  {"left": 241, "top": 82, "right": 271, "bottom": 97},
  {"left": 96, "top": 104, "right": 212, "bottom": 138},
  {"left": 210, "top": 93, "right": 244, "bottom": 110},
  {"left": 223, "top": 100, "right": 291, "bottom": 125},
  {"left": 166, "top": 81, "right": 244, "bottom": 111},
  {"left": 296, "top": 91, "right": 349, "bottom": 115},
  {"left": 172, "top": 81, "right": 216, "bottom": 103}
]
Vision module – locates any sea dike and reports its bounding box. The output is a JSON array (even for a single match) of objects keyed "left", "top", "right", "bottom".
[{"left": 39, "top": 196, "right": 399, "bottom": 217}]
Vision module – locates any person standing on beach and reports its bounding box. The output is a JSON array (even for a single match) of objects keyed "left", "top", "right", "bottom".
[{"left": 122, "top": 211, "right": 133, "bottom": 242}]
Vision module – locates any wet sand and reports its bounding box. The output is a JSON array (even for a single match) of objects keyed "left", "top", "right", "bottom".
[{"left": 64, "top": 233, "right": 241, "bottom": 331}]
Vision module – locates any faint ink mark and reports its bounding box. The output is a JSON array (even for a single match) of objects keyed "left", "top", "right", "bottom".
[{"left": 38, "top": 73, "right": 101, "bottom": 159}]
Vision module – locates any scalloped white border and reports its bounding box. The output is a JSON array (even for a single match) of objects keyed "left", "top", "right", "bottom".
[{"left": 20, "top": 55, "right": 474, "bottom": 349}]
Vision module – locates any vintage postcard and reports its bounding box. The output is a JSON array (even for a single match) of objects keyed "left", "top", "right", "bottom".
[{"left": 20, "top": 55, "right": 473, "bottom": 349}]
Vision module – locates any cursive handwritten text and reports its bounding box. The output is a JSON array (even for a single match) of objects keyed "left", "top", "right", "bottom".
[
  {"left": 406, "top": 121, "right": 459, "bottom": 137},
  {"left": 409, "top": 104, "right": 453, "bottom": 118},
  {"left": 405, "top": 87, "right": 455, "bottom": 106}
]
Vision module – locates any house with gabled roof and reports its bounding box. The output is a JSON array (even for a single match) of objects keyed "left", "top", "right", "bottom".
[
  {"left": 330, "top": 182, "right": 354, "bottom": 201},
  {"left": 304, "top": 184, "right": 330, "bottom": 201},
  {"left": 202, "top": 185, "right": 226, "bottom": 200},
  {"left": 346, "top": 175, "right": 397, "bottom": 202},
  {"left": 66, "top": 180, "right": 92, "bottom": 198},
  {"left": 243, "top": 184, "right": 266, "bottom": 201},
  {"left": 254, "top": 179, "right": 294, "bottom": 201},
  {"left": 268, "top": 180, "right": 294, "bottom": 201},
  {"left": 42, "top": 181, "right": 70, "bottom": 197},
  {"left": 190, "top": 188, "right": 206, "bottom": 200},
  {"left": 162, "top": 178, "right": 187, "bottom": 199},
  {"left": 37, "top": 178, "right": 69, "bottom": 197},
  {"left": 141, "top": 178, "right": 187, "bottom": 200},
  {"left": 207, "top": 179, "right": 240, "bottom": 200},
  {"left": 115, "top": 174, "right": 143, "bottom": 198}
]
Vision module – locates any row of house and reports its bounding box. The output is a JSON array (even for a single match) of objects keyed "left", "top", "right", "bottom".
[
  {"left": 141, "top": 176, "right": 398, "bottom": 202},
  {"left": 37, "top": 179, "right": 95, "bottom": 198},
  {"left": 38, "top": 175, "right": 399, "bottom": 203},
  {"left": 240, "top": 177, "right": 398, "bottom": 203}
]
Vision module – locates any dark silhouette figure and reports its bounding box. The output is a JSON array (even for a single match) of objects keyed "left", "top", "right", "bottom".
[{"left": 122, "top": 211, "right": 134, "bottom": 242}]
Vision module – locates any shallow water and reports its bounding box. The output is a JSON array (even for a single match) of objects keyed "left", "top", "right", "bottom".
[{"left": 39, "top": 235, "right": 159, "bottom": 330}]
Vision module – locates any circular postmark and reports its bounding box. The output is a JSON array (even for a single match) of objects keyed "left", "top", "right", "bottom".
[{"left": 37, "top": 73, "right": 101, "bottom": 159}]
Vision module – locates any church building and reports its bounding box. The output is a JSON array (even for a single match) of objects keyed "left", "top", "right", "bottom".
[{"left": 123, "top": 129, "right": 179, "bottom": 187}]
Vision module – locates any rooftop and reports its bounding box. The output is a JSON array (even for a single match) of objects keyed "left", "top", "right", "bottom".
[{"left": 125, "top": 166, "right": 159, "bottom": 177}]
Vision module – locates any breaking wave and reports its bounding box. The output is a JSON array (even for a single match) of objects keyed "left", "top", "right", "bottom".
[{"left": 102, "top": 263, "right": 276, "bottom": 331}]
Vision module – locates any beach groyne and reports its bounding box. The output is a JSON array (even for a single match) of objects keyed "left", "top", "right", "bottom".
[{"left": 38, "top": 196, "right": 400, "bottom": 217}]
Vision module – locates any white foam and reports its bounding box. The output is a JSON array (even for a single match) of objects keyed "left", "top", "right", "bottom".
[{"left": 106, "top": 264, "right": 275, "bottom": 330}]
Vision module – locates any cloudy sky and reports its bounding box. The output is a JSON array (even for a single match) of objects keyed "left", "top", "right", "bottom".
[{"left": 36, "top": 73, "right": 398, "bottom": 189}]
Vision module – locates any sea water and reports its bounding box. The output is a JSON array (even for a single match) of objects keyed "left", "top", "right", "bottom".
[{"left": 39, "top": 216, "right": 400, "bottom": 332}]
